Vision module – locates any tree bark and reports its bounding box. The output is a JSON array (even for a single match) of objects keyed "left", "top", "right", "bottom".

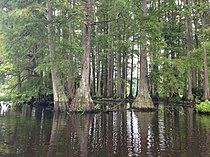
[
  {"left": 66, "top": 0, "right": 76, "bottom": 101},
  {"left": 128, "top": 41, "right": 134, "bottom": 99},
  {"left": 91, "top": 0, "right": 97, "bottom": 97},
  {"left": 91, "top": 49, "right": 96, "bottom": 96},
  {"left": 96, "top": 55, "right": 102, "bottom": 97},
  {"left": 201, "top": 11, "right": 209, "bottom": 99},
  {"left": 115, "top": 19, "right": 123, "bottom": 98},
  {"left": 192, "top": 12, "right": 199, "bottom": 88},
  {"left": 107, "top": 46, "right": 114, "bottom": 97},
  {"left": 185, "top": 0, "right": 193, "bottom": 101},
  {"left": 134, "top": 0, "right": 154, "bottom": 109},
  {"left": 70, "top": 0, "right": 94, "bottom": 112},
  {"left": 46, "top": 0, "right": 68, "bottom": 112},
  {"left": 102, "top": 56, "right": 108, "bottom": 97},
  {"left": 122, "top": 31, "right": 128, "bottom": 98},
  {"left": 107, "top": 5, "right": 114, "bottom": 97}
]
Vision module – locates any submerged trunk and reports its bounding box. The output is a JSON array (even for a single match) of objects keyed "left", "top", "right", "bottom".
[
  {"left": 133, "top": 0, "right": 154, "bottom": 109},
  {"left": 70, "top": 0, "right": 94, "bottom": 112},
  {"left": 46, "top": 0, "right": 68, "bottom": 112}
]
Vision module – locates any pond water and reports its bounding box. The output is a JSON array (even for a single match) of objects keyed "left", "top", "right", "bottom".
[{"left": 0, "top": 104, "right": 209, "bottom": 157}]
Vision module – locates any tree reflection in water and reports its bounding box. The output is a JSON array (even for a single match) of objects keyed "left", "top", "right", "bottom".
[
  {"left": 47, "top": 113, "right": 63, "bottom": 157},
  {"left": 134, "top": 111, "right": 156, "bottom": 157},
  {"left": 0, "top": 105, "right": 210, "bottom": 157}
]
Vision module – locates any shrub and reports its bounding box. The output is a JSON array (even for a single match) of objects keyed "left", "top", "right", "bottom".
[{"left": 196, "top": 99, "right": 210, "bottom": 114}]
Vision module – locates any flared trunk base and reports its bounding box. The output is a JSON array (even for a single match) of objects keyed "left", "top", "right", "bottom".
[
  {"left": 69, "top": 88, "right": 94, "bottom": 112},
  {"left": 133, "top": 94, "right": 155, "bottom": 110}
]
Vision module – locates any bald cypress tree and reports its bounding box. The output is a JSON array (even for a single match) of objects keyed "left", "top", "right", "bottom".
[
  {"left": 133, "top": 0, "right": 154, "bottom": 109},
  {"left": 70, "top": 0, "right": 94, "bottom": 112},
  {"left": 46, "top": 0, "right": 68, "bottom": 112}
]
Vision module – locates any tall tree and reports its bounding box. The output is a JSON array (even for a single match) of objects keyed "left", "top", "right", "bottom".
[
  {"left": 184, "top": 0, "right": 194, "bottom": 100},
  {"left": 201, "top": 3, "right": 209, "bottom": 99},
  {"left": 134, "top": 0, "right": 154, "bottom": 109},
  {"left": 46, "top": 0, "right": 68, "bottom": 112},
  {"left": 70, "top": 0, "right": 94, "bottom": 112}
]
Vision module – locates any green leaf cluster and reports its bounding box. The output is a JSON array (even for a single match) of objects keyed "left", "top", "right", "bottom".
[{"left": 196, "top": 100, "right": 210, "bottom": 114}]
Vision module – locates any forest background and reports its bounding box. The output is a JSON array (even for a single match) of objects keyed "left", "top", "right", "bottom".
[{"left": 0, "top": 0, "right": 210, "bottom": 112}]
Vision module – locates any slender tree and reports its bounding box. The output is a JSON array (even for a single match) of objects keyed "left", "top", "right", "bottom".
[
  {"left": 184, "top": 0, "right": 194, "bottom": 100},
  {"left": 46, "top": 0, "right": 68, "bottom": 112},
  {"left": 201, "top": 7, "right": 209, "bottom": 99}
]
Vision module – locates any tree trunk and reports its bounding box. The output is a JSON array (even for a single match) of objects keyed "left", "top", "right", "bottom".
[
  {"left": 116, "top": 49, "right": 122, "bottom": 98},
  {"left": 46, "top": 0, "right": 68, "bottom": 112},
  {"left": 107, "top": 7, "right": 114, "bottom": 97},
  {"left": 192, "top": 13, "right": 199, "bottom": 88},
  {"left": 17, "top": 70, "right": 22, "bottom": 91},
  {"left": 107, "top": 48, "right": 114, "bottom": 97},
  {"left": 185, "top": 0, "right": 193, "bottom": 101},
  {"left": 134, "top": 0, "right": 154, "bottom": 109},
  {"left": 115, "top": 19, "right": 123, "bottom": 98},
  {"left": 128, "top": 42, "right": 134, "bottom": 99},
  {"left": 136, "top": 47, "right": 140, "bottom": 97},
  {"left": 201, "top": 12, "right": 209, "bottom": 99},
  {"left": 151, "top": 64, "right": 159, "bottom": 102},
  {"left": 91, "top": 49, "right": 96, "bottom": 96},
  {"left": 102, "top": 56, "right": 108, "bottom": 97},
  {"left": 91, "top": 0, "right": 97, "bottom": 97},
  {"left": 107, "top": 37, "right": 114, "bottom": 97},
  {"left": 28, "top": 45, "right": 37, "bottom": 80},
  {"left": 66, "top": 0, "right": 76, "bottom": 101},
  {"left": 122, "top": 31, "right": 128, "bottom": 98},
  {"left": 70, "top": 0, "right": 94, "bottom": 112},
  {"left": 96, "top": 56, "right": 102, "bottom": 97}
]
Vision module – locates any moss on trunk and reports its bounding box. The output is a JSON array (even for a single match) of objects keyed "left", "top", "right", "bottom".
[
  {"left": 133, "top": 94, "right": 154, "bottom": 110},
  {"left": 69, "top": 88, "right": 94, "bottom": 112}
]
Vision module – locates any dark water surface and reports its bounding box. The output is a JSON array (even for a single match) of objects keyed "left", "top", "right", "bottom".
[{"left": 0, "top": 105, "right": 210, "bottom": 157}]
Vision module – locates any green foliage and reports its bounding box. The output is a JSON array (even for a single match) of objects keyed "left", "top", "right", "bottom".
[
  {"left": 0, "top": 64, "right": 14, "bottom": 84},
  {"left": 0, "top": 0, "right": 209, "bottom": 105},
  {"left": 77, "top": 105, "right": 84, "bottom": 113},
  {"left": 0, "top": 93, "right": 10, "bottom": 101},
  {"left": 192, "top": 87, "right": 203, "bottom": 99},
  {"left": 196, "top": 100, "right": 210, "bottom": 114},
  {"left": 168, "top": 95, "right": 182, "bottom": 102},
  {"left": 0, "top": 145, "right": 9, "bottom": 155},
  {"left": 94, "top": 103, "right": 101, "bottom": 110},
  {"left": 106, "top": 105, "right": 110, "bottom": 110}
]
